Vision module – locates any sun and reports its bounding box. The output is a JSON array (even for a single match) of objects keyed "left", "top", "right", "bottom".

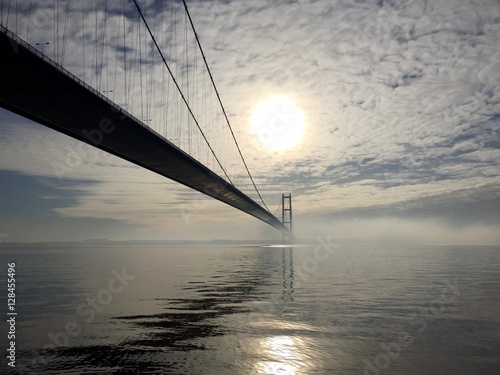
[{"left": 251, "top": 97, "right": 305, "bottom": 151}]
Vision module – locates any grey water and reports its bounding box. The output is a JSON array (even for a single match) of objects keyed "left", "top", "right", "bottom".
[{"left": 1, "top": 244, "right": 499, "bottom": 374}]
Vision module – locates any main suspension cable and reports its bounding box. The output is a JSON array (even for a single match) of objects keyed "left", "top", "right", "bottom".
[
  {"left": 132, "top": 0, "right": 233, "bottom": 185},
  {"left": 182, "top": 0, "right": 271, "bottom": 213}
]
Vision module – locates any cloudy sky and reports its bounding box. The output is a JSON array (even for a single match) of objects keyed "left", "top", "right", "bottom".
[{"left": 1, "top": 0, "right": 499, "bottom": 245}]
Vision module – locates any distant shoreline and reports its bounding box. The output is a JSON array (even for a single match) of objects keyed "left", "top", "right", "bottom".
[
  {"left": 1, "top": 239, "right": 498, "bottom": 248},
  {"left": 0, "top": 238, "right": 308, "bottom": 247}
]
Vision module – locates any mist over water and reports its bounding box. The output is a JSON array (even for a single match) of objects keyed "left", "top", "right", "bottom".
[{"left": 1, "top": 244, "right": 499, "bottom": 374}]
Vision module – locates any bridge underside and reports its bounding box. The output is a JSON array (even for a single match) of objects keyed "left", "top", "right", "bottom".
[{"left": 0, "top": 29, "right": 291, "bottom": 235}]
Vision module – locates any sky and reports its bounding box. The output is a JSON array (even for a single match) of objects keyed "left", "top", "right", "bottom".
[{"left": 0, "top": 0, "right": 499, "bottom": 245}]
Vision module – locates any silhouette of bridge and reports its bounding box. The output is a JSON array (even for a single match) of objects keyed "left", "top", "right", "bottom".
[{"left": 0, "top": 1, "right": 293, "bottom": 238}]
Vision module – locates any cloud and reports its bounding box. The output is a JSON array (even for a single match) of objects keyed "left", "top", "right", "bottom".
[
  {"left": 0, "top": 0, "right": 499, "bottom": 243},
  {"left": 0, "top": 114, "right": 274, "bottom": 241}
]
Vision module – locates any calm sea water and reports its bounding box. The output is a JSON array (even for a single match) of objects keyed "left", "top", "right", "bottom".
[{"left": 1, "top": 244, "right": 499, "bottom": 374}]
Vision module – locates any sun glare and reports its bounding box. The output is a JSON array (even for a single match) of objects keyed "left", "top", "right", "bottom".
[{"left": 251, "top": 97, "right": 305, "bottom": 151}]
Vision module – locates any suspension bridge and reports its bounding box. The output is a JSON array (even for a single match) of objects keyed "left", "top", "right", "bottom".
[{"left": 0, "top": 1, "right": 293, "bottom": 239}]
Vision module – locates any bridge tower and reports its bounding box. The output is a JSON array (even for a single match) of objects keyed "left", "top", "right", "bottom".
[{"left": 281, "top": 193, "right": 293, "bottom": 243}]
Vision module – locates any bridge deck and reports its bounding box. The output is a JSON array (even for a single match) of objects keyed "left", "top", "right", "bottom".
[{"left": 0, "top": 28, "right": 290, "bottom": 235}]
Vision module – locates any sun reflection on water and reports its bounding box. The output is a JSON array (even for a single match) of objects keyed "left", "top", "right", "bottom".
[{"left": 255, "top": 335, "right": 310, "bottom": 375}]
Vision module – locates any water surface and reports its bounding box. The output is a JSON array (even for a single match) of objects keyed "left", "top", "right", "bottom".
[{"left": 1, "top": 244, "right": 499, "bottom": 374}]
